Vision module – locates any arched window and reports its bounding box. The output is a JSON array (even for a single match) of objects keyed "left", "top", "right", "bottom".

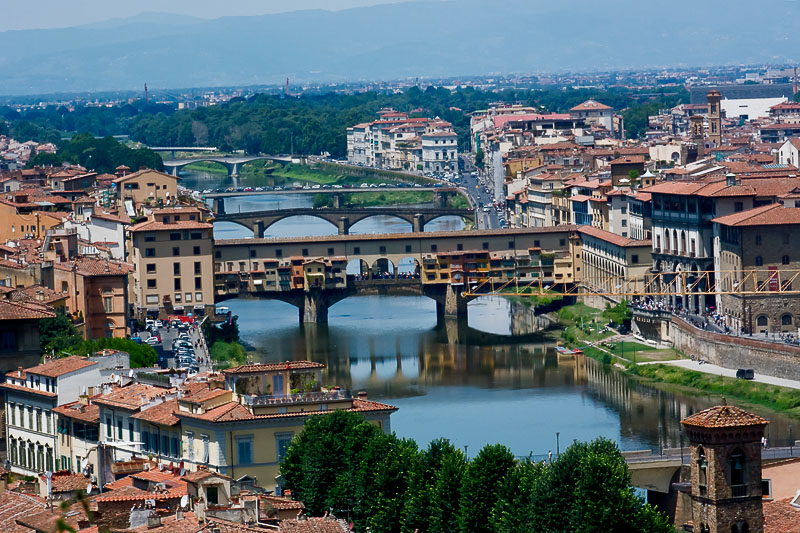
[
  {"left": 757, "top": 315, "right": 768, "bottom": 327},
  {"left": 730, "top": 449, "right": 746, "bottom": 496},
  {"left": 783, "top": 255, "right": 790, "bottom": 265},
  {"left": 697, "top": 446, "right": 708, "bottom": 495},
  {"left": 782, "top": 314, "right": 793, "bottom": 326},
  {"left": 755, "top": 256, "right": 763, "bottom": 266}
]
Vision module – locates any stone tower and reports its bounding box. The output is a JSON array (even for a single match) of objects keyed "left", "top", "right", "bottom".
[
  {"left": 681, "top": 401, "right": 768, "bottom": 533},
  {"left": 690, "top": 114, "right": 705, "bottom": 157},
  {"left": 707, "top": 90, "right": 723, "bottom": 148}
]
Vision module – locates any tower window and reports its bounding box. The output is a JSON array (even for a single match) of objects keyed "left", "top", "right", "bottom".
[{"left": 729, "top": 449, "right": 746, "bottom": 497}]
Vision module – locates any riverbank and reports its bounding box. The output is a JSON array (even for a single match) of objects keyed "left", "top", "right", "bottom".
[
  {"left": 311, "top": 190, "right": 470, "bottom": 209},
  {"left": 559, "top": 308, "right": 800, "bottom": 418}
]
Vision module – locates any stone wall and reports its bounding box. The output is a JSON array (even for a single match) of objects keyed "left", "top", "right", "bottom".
[{"left": 670, "top": 317, "right": 800, "bottom": 380}]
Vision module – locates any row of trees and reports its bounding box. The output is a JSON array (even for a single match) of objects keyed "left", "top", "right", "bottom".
[
  {"left": 281, "top": 411, "right": 673, "bottom": 533},
  {"left": 26, "top": 133, "right": 163, "bottom": 174},
  {"left": 38, "top": 312, "right": 157, "bottom": 367},
  {"left": 4, "top": 86, "right": 688, "bottom": 161}
]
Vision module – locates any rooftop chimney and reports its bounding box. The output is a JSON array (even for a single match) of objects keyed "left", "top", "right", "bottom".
[
  {"left": 725, "top": 172, "right": 738, "bottom": 187},
  {"left": 357, "top": 391, "right": 368, "bottom": 400},
  {"left": 17, "top": 367, "right": 22, "bottom": 377}
]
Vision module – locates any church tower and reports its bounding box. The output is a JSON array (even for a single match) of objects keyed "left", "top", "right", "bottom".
[
  {"left": 690, "top": 114, "right": 705, "bottom": 160},
  {"left": 707, "top": 90, "right": 723, "bottom": 148},
  {"left": 681, "top": 401, "right": 768, "bottom": 533}
]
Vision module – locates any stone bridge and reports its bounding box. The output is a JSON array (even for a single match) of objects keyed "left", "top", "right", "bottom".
[
  {"left": 162, "top": 155, "right": 293, "bottom": 177},
  {"left": 219, "top": 278, "right": 473, "bottom": 323},
  {"left": 213, "top": 206, "right": 476, "bottom": 236}
]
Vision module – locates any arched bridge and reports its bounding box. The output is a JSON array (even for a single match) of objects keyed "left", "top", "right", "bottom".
[
  {"left": 162, "top": 155, "right": 293, "bottom": 177},
  {"left": 213, "top": 207, "right": 476, "bottom": 236}
]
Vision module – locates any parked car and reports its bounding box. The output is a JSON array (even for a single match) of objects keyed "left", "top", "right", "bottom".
[
  {"left": 736, "top": 368, "right": 755, "bottom": 380},
  {"left": 145, "top": 336, "right": 160, "bottom": 346}
]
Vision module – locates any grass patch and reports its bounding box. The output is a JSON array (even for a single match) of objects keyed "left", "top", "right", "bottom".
[
  {"left": 631, "top": 364, "right": 800, "bottom": 417},
  {"left": 210, "top": 341, "right": 248, "bottom": 370},
  {"left": 183, "top": 161, "right": 229, "bottom": 175}
]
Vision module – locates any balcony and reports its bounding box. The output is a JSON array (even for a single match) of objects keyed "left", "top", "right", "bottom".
[
  {"left": 242, "top": 389, "right": 352, "bottom": 407},
  {"left": 731, "top": 484, "right": 747, "bottom": 498}
]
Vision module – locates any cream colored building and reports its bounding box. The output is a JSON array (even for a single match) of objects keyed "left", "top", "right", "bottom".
[
  {"left": 113, "top": 169, "right": 179, "bottom": 217},
  {"left": 578, "top": 226, "right": 652, "bottom": 302},
  {"left": 129, "top": 206, "right": 214, "bottom": 319}
]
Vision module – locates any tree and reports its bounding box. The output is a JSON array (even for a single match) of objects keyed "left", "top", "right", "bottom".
[
  {"left": 456, "top": 444, "right": 516, "bottom": 533},
  {"left": 628, "top": 169, "right": 640, "bottom": 181},
  {"left": 403, "top": 438, "right": 466, "bottom": 533},
  {"left": 489, "top": 458, "right": 546, "bottom": 533},
  {"left": 39, "top": 311, "right": 82, "bottom": 355},
  {"left": 280, "top": 410, "right": 384, "bottom": 517},
  {"left": 603, "top": 300, "right": 632, "bottom": 327},
  {"left": 69, "top": 338, "right": 157, "bottom": 368},
  {"left": 474, "top": 148, "right": 485, "bottom": 169}
]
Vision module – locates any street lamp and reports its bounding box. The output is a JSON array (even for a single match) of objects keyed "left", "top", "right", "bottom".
[{"left": 556, "top": 432, "right": 561, "bottom": 456}]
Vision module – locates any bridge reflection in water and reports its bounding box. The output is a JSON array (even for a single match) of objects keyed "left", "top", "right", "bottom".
[{"left": 231, "top": 294, "right": 797, "bottom": 457}]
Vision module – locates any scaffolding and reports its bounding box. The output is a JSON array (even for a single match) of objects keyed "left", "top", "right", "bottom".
[{"left": 463, "top": 269, "right": 800, "bottom": 298}]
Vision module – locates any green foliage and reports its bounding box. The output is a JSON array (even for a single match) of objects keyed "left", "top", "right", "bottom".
[
  {"left": 474, "top": 148, "right": 485, "bottom": 169},
  {"left": 635, "top": 364, "right": 800, "bottom": 415},
  {"left": 209, "top": 341, "right": 247, "bottom": 369},
  {"left": 26, "top": 133, "right": 162, "bottom": 174},
  {"left": 283, "top": 417, "right": 673, "bottom": 533},
  {"left": 603, "top": 299, "right": 632, "bottom": 326},
  {"left": 202, "top": 314, "right": 240, "bottom": 345},
  {"left": 456, "top": 444, "right": 516, "bottom": 533},
  {"left": 628, "top": 169, "right": 640, "bottom": 181},
  {"left": 38, "top": 311, "right": 82, "bottom": 355},
  {"left": 70, "top": 337, "right": 157, "bottom": 368},
  {"left": 621, "top": 88, "right": 689, "bottom": 139}
]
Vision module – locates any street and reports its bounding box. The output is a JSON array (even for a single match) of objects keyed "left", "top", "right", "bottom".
[{"left": 459, "top": 170, "right": 502, "bottom": 230}]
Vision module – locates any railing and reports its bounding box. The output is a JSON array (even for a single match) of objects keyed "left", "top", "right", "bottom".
[
  {"left": 242, "top": 389, "right": 352, "bottom": 406},
  {"left": 731, "top": 484, "right": 747, "bottom": 498}
]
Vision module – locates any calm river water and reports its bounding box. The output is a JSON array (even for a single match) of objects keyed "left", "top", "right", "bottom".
[{"left": 188, "top": 169, "right": 796, "bottom": 458}]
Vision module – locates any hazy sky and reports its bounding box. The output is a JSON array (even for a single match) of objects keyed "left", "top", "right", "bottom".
[{"left": 0, "top": 0, "right": 411, "bottom": 31}]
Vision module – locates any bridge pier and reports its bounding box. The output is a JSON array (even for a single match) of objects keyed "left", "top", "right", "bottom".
[
  {"left": 301, "top": 288, "right": 330, "bottom": 323},
  {"left": 413, "top": 214, "right": 425, "bottom": 233},
  {"left": 333, "top": 193, "right": 344, "bottom": 208},
  {"left": 230, "top": 163, "right": 240, "bottom": 177},
  {"left": 213, "top": 197, "right": 226, "bottom": 215},
  {"left": 433, "top": 191, "right": 446, "bottom": 208},
  {"left": 170, "top": 166, "right": 179, "bottom": 177},
  {"left": 253, "top": 220, "right": 265, "bottom": 238},
  {"left": 338, "top": 217, "right": 350, "bottom": 235},
  {"left": 444, "top": 284, "right": 468, "bottom": 317}
]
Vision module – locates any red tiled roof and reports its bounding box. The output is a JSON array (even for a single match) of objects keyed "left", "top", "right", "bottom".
[
  {"left": 177, "top": 397, "right": 397, "bottom": 423},
  {"left": 181, "top": 468, "right": 232, "bottom": 483},
  {"left": 92, "top": 383, "right": 173, "bottom": 411},
  {"left": 0, "top": 382, "right": 57, "bottom": 399},
  {"left": 712, "top": 203, "right": 800, "bottom": 227},
  {"left": 610, "top": 155, "right": 645, "bottom": 165},
  {"left": 578, "top": 226, "right": 652, "bottom": 248},
  {"left": 0, "top": 299, "right": 55, "bottom": 320},
  {"left": 278, "top": 517, "right": 350, "bottom": 533},
  {"left": 129, "top": 511, "right": 200, "bottom": 533},
  {"left": 0, "top": 491, "right": 46, "bottom": 533},
  {"left": 95, "top": 484, "right": 184, "bottom": 503},
  {"left": 53, "top": 399, "right": 100, "bottom": 424},
  {"left": 131, "top": 398, "right": 181, "bottom": 426},
  {"left": 222, "top": 361, "right": 325, "bottom": 375},
  {"left": 25, "top": 356, "right": 97, "bottom": 378},
  {"left": 681, "top": 403, "right": 768, "bottom": 429},
  {"left": 52, "top": 258, "right": 133, "bottom": 276},
  {"left": 129, "top": 219, "right": 212, "bottom": 232},
  {"left": 763, "top": 498, "right": 800, "bottom": 533},
  {"left": 570, "top": 99, "right": 612, "bottom": 112},
  {"left": 16, "top": 500, "right": 88, "bottom": 533},
  {"left": 38, "top": 471, "right": 93, "bottom": 493}
]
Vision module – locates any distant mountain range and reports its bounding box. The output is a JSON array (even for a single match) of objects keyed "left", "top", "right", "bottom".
[{"left": 2, "top": 0, "right": 799, "bottom": 96}]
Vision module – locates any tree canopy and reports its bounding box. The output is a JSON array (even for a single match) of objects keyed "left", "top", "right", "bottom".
[
  {"left": 26, "top": 134, "right": 163, "bottom": 174},
  {"left": 281, "top": 411, "right": 674, "bottom": 533}
]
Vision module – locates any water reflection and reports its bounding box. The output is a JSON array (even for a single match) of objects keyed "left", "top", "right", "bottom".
[{"left": 225, "top": 294, "right": 798, "bottom": 457}]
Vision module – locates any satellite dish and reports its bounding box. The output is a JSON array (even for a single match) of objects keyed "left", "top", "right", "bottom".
[
  {"left": 128, "top": 369, "right": 134, "bottom": 378},
  {"left": 180, "top": 494, "right": 189, "bottom": 508},
  {"left": 86, "top": 483, "right": 92, "bottom": 495}
]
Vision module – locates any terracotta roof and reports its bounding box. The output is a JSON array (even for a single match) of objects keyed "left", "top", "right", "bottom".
[
  {"left": 95, "top": 484, "right": 184, "bottom": 502},
  {"left": 222, "top": 361, "right": 325, "bottom": 375},
  {"left": 0, "top": 299, "right": 55, "bottom": 320},
  {"left": 53, "top": 399, "right": 100, "bottom": 424},
  {"left": 261, "top": 495, "right": 305, "bottom": 511},
  {"left": 131, "top": 398, "right": 181, "bottom": 426},
  {"left": 763, "top": 498, "right": 800, "bottom": 533},
  {"left": 177, "top": 397, "right": 397, "bottom": 424},
  {"left": 278, "top": 517, "right": 350, "bottom": 533},
  {"left": 681, "top": 403, "right": 768, "bottom": 429},
  {"left": 204, "top": 517, "right": 266, "bottom": 533},
  {"left": 181, "top": 468, "right": 232, "bottom": 483},
  {"left": 570, "top": 99, "right": 612, "bottom": 112},
  {"left": 39, "top": 471, "right": 93, "bottom": 493},
  {"left": 52, "top": 258, "right": 133, "bottom": 276},
  {"left": 569, "top": 194, "right": 592, "bottom": 202},
  {"left": 90, "top": 211, "right": 130, "bottom": 224},
  {"left": 103, "top": 468, "right": 180, "bottom": 491},
  {"left": 92, "top": 383, "right": 173, "bottom": 411},
  {"left": 25, "top": 356, "right": 97, "bottom": 378},
  {"left": 610, "top": 155, "right": 645, "bottom": 165},
  {"left": 578, "top": 226, "right": 652, "bottom": 248},
  {"left": 18, "top": 285, "right": 66, "bottom": 305},
  {"left": 111, "top": 168, "right": 176, "bottom": 184},
  {"left": 713, "top": 203, "right": 800, "bottom": 227},
  {"left": 0, "top": 491, "right": 46, "bottom": 533},
  {"left": 129, "top": 219, "right": 212, "bottom": 232},
  {"left": 0, "top": 382, "right": 57, "bottom": 399},
  {"left": 16, "top": 500, "right": 89, "bottom": 533}
]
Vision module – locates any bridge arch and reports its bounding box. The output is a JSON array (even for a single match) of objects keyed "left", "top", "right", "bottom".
[
  {"left": 370, "top": 258, "right": 396, "bottom": 279},
  {"left": 397, "top": 257, "right": 421, "bottom": 280},
  {"left": 347, "top": 258, "right": 370, "bottom": 279},
  {"left": 348, "top": 213, "right": 414, "bottom": 234}
]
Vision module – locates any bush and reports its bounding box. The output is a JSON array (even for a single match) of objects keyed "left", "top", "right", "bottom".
[{"left": 210, "top": 341, "right": 247, "bottom": 369}]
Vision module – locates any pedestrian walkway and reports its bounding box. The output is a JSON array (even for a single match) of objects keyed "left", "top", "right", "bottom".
[{"left": 639, "top": 358, "right": 800, "bottom": 391}]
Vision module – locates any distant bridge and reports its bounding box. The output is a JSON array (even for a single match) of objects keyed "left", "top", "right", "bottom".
[
  {"left": 208, "top": 187, "right": 471, "bottom": 210},
  {"left": 162, "top": 155, "right": 293, "bottom": 177},
  {"left": 213, "top": 206, "right": 476, "bottom": 236},
  {"left": 149, "top": 146, "right": 219, "bottom": 157}
]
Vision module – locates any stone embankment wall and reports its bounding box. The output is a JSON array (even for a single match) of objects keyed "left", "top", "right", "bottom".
[{"left": 669, "top": 317, "right": 800, "bottom": 380}]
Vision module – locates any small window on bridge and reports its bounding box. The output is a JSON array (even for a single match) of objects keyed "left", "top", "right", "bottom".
[
  {"left": 276, "top": 249, "right": 283, "bottom": 258},
  {"left": 431, "top": 245, "right": 437, "bottom": 252},
  {"left": 406, "top": 245, "right": 412, "bottom": 253},
  {"left": 457, "top": 244, "right": 463, "bottom": 251},
  {"left": 353, "top": 247, "right": 360, "bottom": 254},
  {"left": 482, "top": 242, "right": 489, "bottom": 250},
  {"left": 302, "top": 249, "right": 309, "bottom": 256},
  {"left": 328, "top": 248, "right": 334, "bottom": 256},
  {"left": 250, "top": 250, "right": 256, "bottom": 258},
  {"left": 508, "top": 241, "right": 514, "bottom": 249},
  {"left": 534, "top": 240, "right": 540, "bottom": 247},
  {"left": 380, "top": 246, "right": 386, "bottom": 254}
]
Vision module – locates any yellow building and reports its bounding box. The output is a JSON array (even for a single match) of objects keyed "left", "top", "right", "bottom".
[
  {"left": 0, "top": 201, "right": 62, "bottom": 241},
  {"left": 113, "top": 169, "right": 179, "bottom": 215},
  {"left": 175, "top": 362, "right": 396, "bottom": 493}
]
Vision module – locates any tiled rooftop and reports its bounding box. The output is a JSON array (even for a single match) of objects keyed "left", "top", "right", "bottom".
[
  {"left": 131, "top": 398, "right": 181, "bottom": 426},
  {"left": 223, "top": 361, "right": 325, "bottom": 375},
  {"left": 92, "top": 383, "right": 173, "bottom": 411},
  {"left": 681, "top": 403, "right": 768, "bottom": 429},
  {"left": 0, "top": 491, "right": 45, "bottom": 533},
  {"left": 25, "top": 356, "right": 97, "bottom": 378}
]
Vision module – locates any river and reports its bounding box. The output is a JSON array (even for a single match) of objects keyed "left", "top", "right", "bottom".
[{"left": 188, "top": 168, "right": 797, "bottom": 458}]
